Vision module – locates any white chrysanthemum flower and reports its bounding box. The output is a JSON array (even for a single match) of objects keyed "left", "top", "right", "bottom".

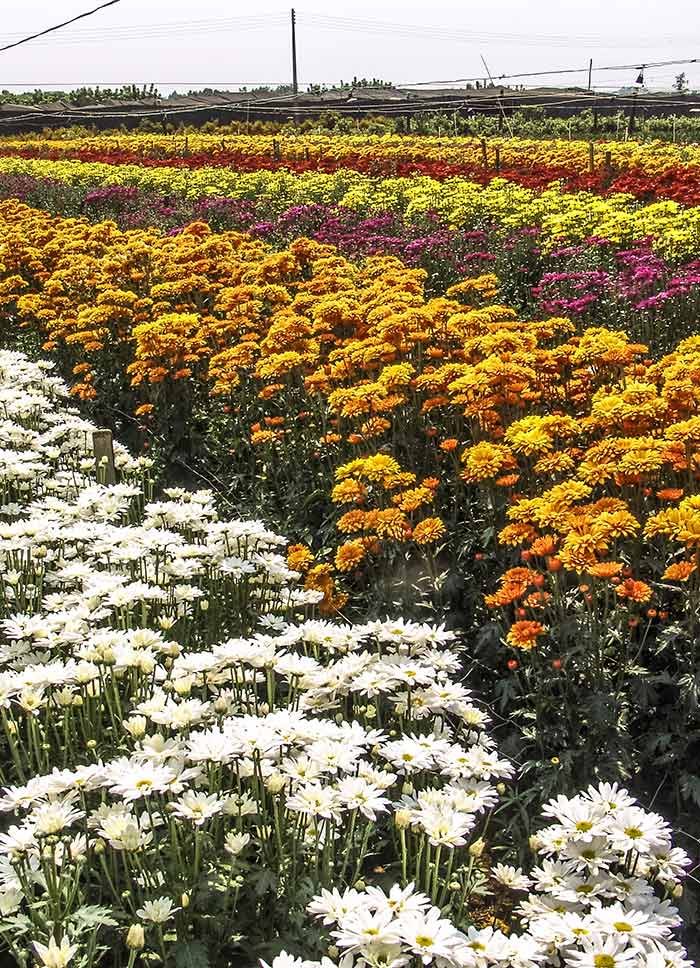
[
  {"left": 32, "top": 935, "right": 78, "bottom": 968},
  {"left": 136, "top": 896, "right": 179, "bottom": 923}
]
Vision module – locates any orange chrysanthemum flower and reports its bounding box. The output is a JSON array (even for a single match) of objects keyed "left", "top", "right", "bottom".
[
  {"left": 439, "top": 438, "right": 459, "bottom": 452},
  {"left": 506, "top": 620, "right": 546, "bottom": 651},
  {"left": 337, "top": 510, "right": 369, "bottom": 534},
  {"left": 413, "top": 517, "right": 447, "bottom": 545},
  {"left": 587, "top": 561, "right": 623, "bottom": 579},
  {"left": 662, "top": 561, "right": 696, "bottom": 582},
  {"left": 287, "top": 544, "right": 315, "bottom": 573},
  {"left": 529, "top": 535, "right": 558, "bottom": 557},
  {"left": 334, "top": 539, "right": 367, "bottom": 572},
  {"left": 616, "top": 579, "right": 653, "bottom": 603},
  {"left": 656, "top": 488, "right": 684, "bottom": 501}
]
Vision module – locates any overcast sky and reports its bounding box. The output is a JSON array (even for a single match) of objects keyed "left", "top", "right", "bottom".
[{"left": 1, "top": 0, "right": 698, "bottom": 95}]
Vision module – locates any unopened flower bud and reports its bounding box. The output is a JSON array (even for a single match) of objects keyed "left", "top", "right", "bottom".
[
  {"left": 199, "top": 600, "right": 209, "bottom": 612},
  {"left": 496, "top": 783, "right": 506, "bottom": 795},
  {"left": 126, "top": 924, "right": 145, "bottom": 950},
  {"left": 394, "top": 809, "right": 412, "bottom": 829},
  {"left": 181, "top": 892, "right": 190, "bottom": 908},
  {"left": 449, "top": 880, "right": 461, "bottom": 892},
  {"left": 265, "top": 774, "right": 286, "bottom": 794},
  {"left": 469, "top": 837, "right": 486, "bottom": 858},
  {"left": 528, "top": 834, "right": 542, "bottom": 853},
  {"left": 401, "top": 781, "right": 414, "bottom": 796},
  {"left": 354, "top": 879, "right": 366, "bottom": 891},
  {"left": 328, "top": 947, "right": 339, "bottom": 960},
  {"left": 672, "top": 884, "right": 683, "bottom": 898}
]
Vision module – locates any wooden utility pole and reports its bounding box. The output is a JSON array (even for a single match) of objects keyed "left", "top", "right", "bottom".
[
  {"left": 587, "top": 58, "right": 593, "bottom": 91},
  {"left": 628, "top": 89, "right": 639, "bottom": 136},
  {"left": 291, "top": 8, "right": 298, "bottom": 95}
]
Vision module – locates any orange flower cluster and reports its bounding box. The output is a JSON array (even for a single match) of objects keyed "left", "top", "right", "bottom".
[
  {"left": 476, "top": 333, "right": 700, "bottom": 650},
  {"left": 331, "top": 454, "right": 445, "bottom": 571},
  {"left": 4, "top": 197, "right": 700, "bottom": 643}
]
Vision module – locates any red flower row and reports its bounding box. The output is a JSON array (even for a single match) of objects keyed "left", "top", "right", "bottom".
[{"left": 2, "top": 145, "right": 700, "bottom": 206}]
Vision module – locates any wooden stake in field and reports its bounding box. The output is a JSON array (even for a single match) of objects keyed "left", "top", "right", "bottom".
[{"left": 93, "top": 429, "right": 117, "bottom": 485}]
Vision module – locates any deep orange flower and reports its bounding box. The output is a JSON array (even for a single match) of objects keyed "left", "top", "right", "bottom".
[
  {"left": 439, "top": 438, "right": 459, "bottom": 452},
  {"left": 656, "top": 488, "right": 684, "bottom": 501},
  {"left": 616, "top": 579, "right": 653, "bottom": 603},
  {"left": 587, "top": 561, "right": 623, "bottom": 579},
  {"left": 662, "top": 561, "right": 696, "bottom": 582},
  {"left": 506, "top": 620, "right": 546, "bottom": 651}
]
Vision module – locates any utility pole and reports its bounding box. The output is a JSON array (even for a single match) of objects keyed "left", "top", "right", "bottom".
[
  {"left": 587, "top": 58, "right": 593, "bottom": 91},
  {"left": 291, "top": 8, "right": 298, "bottom": 95}
]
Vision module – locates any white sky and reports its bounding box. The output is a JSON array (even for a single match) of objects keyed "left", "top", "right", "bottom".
[{"left": 0, "top": 0, "right": 698, "bottom": 95}]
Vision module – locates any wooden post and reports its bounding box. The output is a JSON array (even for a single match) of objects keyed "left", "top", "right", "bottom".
[
  {"left": 588, "top": 142, "right": 594, "bottom": 173},
  {"left": 272, "top": 139, "right": 281, "bottom": 160},
  {"left": 305, "top": 147, "right": 310, "bottom": 161},
  {"left": 602, "top": 150, "right": 613, "bottom": 188},
  {"left": 480, "top": 137, "right": 488, "bottom": 168},
  {"left": 494, "top": 146, "right": 501, "bottom": 172},
  {"left": 93, "top": 430, "right": 117, "bottom": 485}
]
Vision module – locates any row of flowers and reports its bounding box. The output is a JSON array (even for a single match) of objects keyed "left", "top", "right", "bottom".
[
  {"left": 2, "top": 156, "right": 700, "bottom": 262},
  {"left": 2, "top": 173, "right": 700, "bottom": 353},
  {"left": 3, "top": 198, "right": 700, "bottom": 815},
  {"left": 4, "top": 131, "right": 700, "bottom": 175},
  {"left": 1, "top": 350, "right": 692, "bottom": 967},
  {"left": 5, "top": 133, "right": 700, "bottom": 205}
]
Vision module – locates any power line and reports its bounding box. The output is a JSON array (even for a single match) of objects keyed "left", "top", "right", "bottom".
[
  {"left": 0, "top": 0, "right": 121, "bottom": 54},
  {"left": 399, "top": 56, "right": 700, "bottom": 87},
  {"left": 301, "top": 13, "right": 699, "bottom": 51},
  {"left": 0, "top": 14, "right": 284, "bottom": 37},
  {"left": 0, "top": 16, "right": 288, "bottom": 48}
]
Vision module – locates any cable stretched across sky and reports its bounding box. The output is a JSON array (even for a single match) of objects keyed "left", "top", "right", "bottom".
[{"left": 0, "top": 0, "right": 121, "bottom": 54}]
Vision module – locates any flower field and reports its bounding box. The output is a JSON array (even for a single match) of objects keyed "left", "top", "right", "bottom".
[{"left": 0, "top": 132, "right": 699, "bottom": 968}]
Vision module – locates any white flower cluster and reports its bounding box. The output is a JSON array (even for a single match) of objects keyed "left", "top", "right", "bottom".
[
  {"left": 277, "top": 783, "right": 692, "bottom": 968},
  {"left": 0, "top": 352, "right": 511, "bottom": 963}
]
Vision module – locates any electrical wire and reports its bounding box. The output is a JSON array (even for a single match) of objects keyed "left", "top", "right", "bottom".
[
  {"left": 301, "top": 13, "right": 697, "bottom": 51},
  {"left": 399, "top": 57, "right": 700, "bottom": 87},
  {"left": 0, "top": 16, "right": 288, "bottom": 48},
  {"left": 0, "top": 0, "right": 121, "bottom": 54}
]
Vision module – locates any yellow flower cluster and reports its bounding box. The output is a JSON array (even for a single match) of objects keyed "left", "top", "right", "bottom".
[{"left": 3, "top": 155, "right": 700, "bottom": 259}]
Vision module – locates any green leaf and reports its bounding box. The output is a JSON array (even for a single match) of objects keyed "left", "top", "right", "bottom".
[
  {"left": 70, "top": 905, "right": 118, "bottom": 929},
  {"left": 680, "top": 772, "right": 700, "bottom": 807},
  {"left": 175, "top": 941, "right": 210, "bottom": 968}
]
